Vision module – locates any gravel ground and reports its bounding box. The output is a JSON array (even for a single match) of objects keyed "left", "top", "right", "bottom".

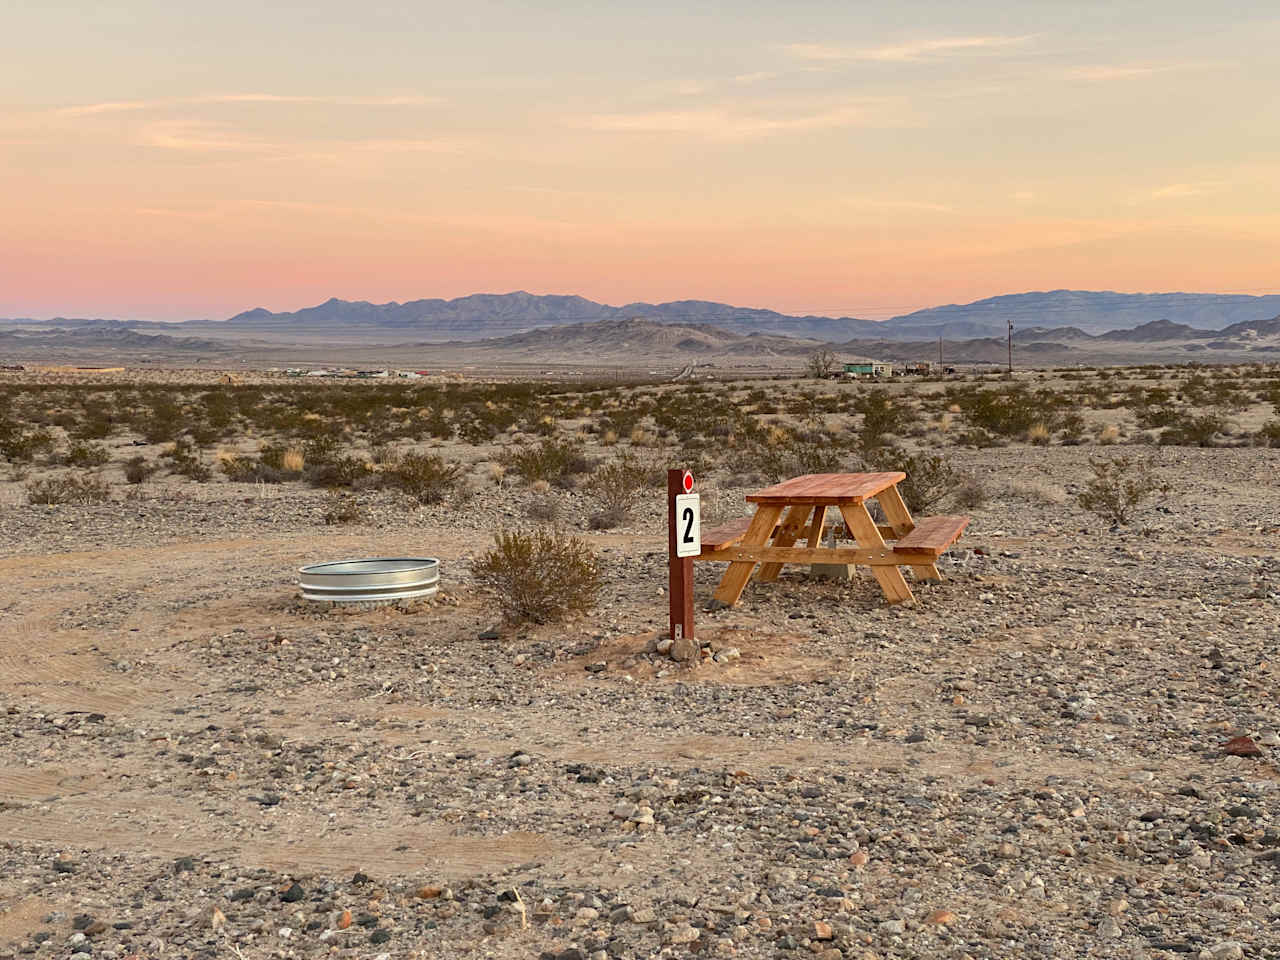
[{"left": 1, "top": 443, "right": 1278, "bottom": 960}]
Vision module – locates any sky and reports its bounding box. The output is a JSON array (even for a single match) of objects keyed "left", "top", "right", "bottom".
[{"left": 2, "top": 0, "right": 1279, "bottom": 322}]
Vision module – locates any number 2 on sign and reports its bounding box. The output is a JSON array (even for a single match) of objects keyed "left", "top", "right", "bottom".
[{"left": 674, "top": 493, "right": 700, "bottom": 558}]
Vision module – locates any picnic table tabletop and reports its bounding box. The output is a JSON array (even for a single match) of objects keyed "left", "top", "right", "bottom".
[{"left": 745, "top": 471, "right": 906, "bottom": 505}]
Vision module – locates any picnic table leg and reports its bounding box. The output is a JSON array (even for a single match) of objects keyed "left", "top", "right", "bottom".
[
  {"left": 876, "top": 486, "right": 941, "bottom": 582},
  {"left": 803, "top": 505, "right": 827, "bottom": 548},
  {"left": 710, "top": 504, "right": 784, "bottom": 608},
  {"left": 757, "top": 505, "right": 814, "bottom": 583},
  {"left": 839, "top": 503, "right": 915, "bottom": 604}
]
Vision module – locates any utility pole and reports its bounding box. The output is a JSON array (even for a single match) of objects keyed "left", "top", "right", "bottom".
[
  {"left": 937, "top": 334, "right": 943, "bottom": 367},
  {"left": 1007, "top": 319, "right": 1013, "bottom": 375}
]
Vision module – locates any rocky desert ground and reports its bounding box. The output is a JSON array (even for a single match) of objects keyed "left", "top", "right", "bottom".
[{"left": 1, "top": 364, "right": 1278, "bottom": 960}]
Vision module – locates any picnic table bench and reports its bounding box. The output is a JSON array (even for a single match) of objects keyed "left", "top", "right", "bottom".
[{"left": 698, "top": 472, "right": 968, "bottom": 606}]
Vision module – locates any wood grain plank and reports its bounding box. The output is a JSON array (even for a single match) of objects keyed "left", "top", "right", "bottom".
[
  {"left": 840, "top": 503, "right": 914, "bottom": 604},
  {"left": 710, "top": 504, "right": 784, "bottom": 608},
  {"left": 758, "top": 505, "right": 813, "bottom": 582}
]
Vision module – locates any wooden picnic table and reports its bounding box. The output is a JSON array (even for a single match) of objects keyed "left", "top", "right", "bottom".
[{"left": 697, "top": 472, "right": 969, "bottom": 607}]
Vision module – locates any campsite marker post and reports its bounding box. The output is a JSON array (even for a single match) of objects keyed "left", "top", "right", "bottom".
[{"left": 667, "top": 469, "right": 699, "bottom": 647}]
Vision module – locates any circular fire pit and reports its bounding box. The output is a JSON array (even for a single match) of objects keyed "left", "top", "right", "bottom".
[{"left": 298, "top": 557, "right": 440, "bottom": 605}]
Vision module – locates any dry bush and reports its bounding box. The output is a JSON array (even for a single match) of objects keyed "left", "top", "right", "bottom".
[
  {"left": 1097, "top": 424, "right": 1120, "bottom": 445},
  {"left": 123, "top": 455, "right": 156, "bottom": 484},
  {"left": 1158, "top": 413, "right": 1226, "bottom": 447},
  {"left": 472, "top": 527, "right": 602, "bottom": 624},
  {"left": 64, "top": 441, "right": 110, "bottom": 467},
  {"left": 281, "top": 447, "right": 305, "bottom": 473},
  {"left": 382, "top": 452, "right": 463, "bottom": 504},
  {"left": 879, "top": 448, "right": 971, "bottom": 514},
  {"left": 321, "top": 493, "right": 364, "bottom": 525},
  {"left": 588, "top": 506, "right": 629, "bottom": 530},
  {"left": 504, "top": 438, "right": 592, "bottom": 486},
  {"left": 526, "top": 495, "right": 561, "bottom": 522},
  {"left": 27, "top": 473, "right": 111, "bottom": 505},
  {"left": 1077, "top": 455, "right": 1166, "bottom": 526},
  {"left": 1026, "top": 423, "right": 1050, "bottom": 445},
  {"left": 1257, "top": 420, "right": 1280, "bottom": 448}
]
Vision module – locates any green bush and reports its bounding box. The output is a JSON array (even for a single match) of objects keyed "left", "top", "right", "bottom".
[{"left": 473, "top": 527, "right": 602, "bottom": 624}]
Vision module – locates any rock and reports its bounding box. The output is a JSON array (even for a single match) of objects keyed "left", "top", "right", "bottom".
[
  {"left": 1200, "top": 942, "right": 1245, "bottom": 960},
  {"left": 631, "top": 907, "right": 657, "bottom": 924},
  {"left": 337, "top": 909, "right": 352, "bottom": 930},
  {"left": 925, "top": 909, "right": 956, "bottom": 925},
  {"left": 280, "top": 882, "right": 305, "bottom": 903},
  {"left": 809, "top": 921, "right": 834, "bottom": 940},
  {"left": 1221, "top": 736, "right": 1262, "bottom": 757},
  {"left": 671, "top": 635, "right": 698, "bottom": 662},
  {"left": 370, "top": 928, "right": 391, "bottom": 944},
  {"left": 416, "top": 886, "right": 444, "bottom": 899},
  {"left": 655, "top": 638, "right": 673, "bottom": 655},
  {"left": 209, "top": 907, "right": 227, "bottom": 931},
  {"left": 879, "top": 919, "right": 905, "bottom": 935},
  {"left": 849, "top": 851, "right": 869, "bottom": 868},
  {"left": 585, "top": 662, "right": 606, "bottom": 673},
  {"left": 478, "top": 628, "right": 500, "bottom": 640},
  {"left": 1097, "top": 917, "right": 1121, "bottom": 939},
  {"left": 666, "top": 924, "right": 700, "bottom": 945},
  {"left": 713, "top": 647, "right": 740, "bottom": 663}
]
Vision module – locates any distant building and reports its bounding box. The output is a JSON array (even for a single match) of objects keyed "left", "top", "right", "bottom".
[
  {"left": 843, "top": 361, "right": 893, "bottom": 378},
  {"left": 901, "top": 362, "right": 934, "bottom": 376}
]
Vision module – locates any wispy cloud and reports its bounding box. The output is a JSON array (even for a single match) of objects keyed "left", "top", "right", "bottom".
[
  {"left": 55, "top": 93, "right": 440, "bottom": 117},
  {"left": 785, "top": 35, "right": 1032, "bottom": 63},
  {"left": 578, "top": 98, "right": 910, "bottom": 139}
]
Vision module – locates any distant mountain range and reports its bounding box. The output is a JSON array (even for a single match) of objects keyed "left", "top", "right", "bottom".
[
  {"left": 4, "top": 290, "right": 1280, "bottom": 350},
  {"left": 218, "top": 292, "right": 885, "bottom": 341},
  {"left": 207, "top": 289, "right": 1280, "bottom": 340}
]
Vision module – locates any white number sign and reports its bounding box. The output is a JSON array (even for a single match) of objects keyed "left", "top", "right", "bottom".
[{"left": 674, "top": 493, "right": 701, "bottom": 558}]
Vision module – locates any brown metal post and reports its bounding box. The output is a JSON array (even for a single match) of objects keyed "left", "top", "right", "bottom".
[{"left": 667, "top": 469, "right": 694, "bottom": 645}]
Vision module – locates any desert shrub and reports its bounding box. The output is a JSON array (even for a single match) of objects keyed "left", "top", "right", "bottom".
[
  {"left": 473, "top": 527, "right": 602, "bottom": 624},
  {"left": 951, "top": 385, "right": 1054, "bottom": 438},
  {"left": 220, "top": 455, "right": 289, "bottom": 483},
  {"left": 503, "top": 438, "right": 592, "bottom": 486},
  {"left": 852, "top": 391, "right": 907, "bottom": 450},
  {"left": 306, "top": 455, "right": 371, "bottom": 489},
  {"left": 1158, "top": 414, "right": 1225, "bottom": 447},
  {"left": 879, "top": 448, "right": 967, "bottom": 514},
  {"left": 1057, "top": 413, "right": 1086, "bottom": 445},
  {"left": 588, "top": 506, "right": 629, "bottom": 530},
  {"left": 1077, "top": 455, "right": 1166, "bottom": 526},
  {"left": 64, "top": 441, "right": 110, "bottom": 468},
  {"left": 0, "top": 426, "right": 54, "bottom": 463},
  {"left": 526, "top": 495, "right": 561, "bottom": 522},
  {"left": 321, "top": 493, "right": 364, "bottom": 525},
  {"left": 123, "top": 455, "right": 156, "bottom": 484},
  {"left": 162, "top": 438, "right": 212, "bottom": 482},
  {"left": 951, "top": 477, "right": 988, "bottom": 510},
  {"left": 1026, "top": 423, "right": 1050, "bottom": 445},
  {"left": 382, "top": 452, "right": 462, "bottom": 504},
  {"left": 26, "top": 473, "right": 111, "bottom": 505},
  {"left": 587, "top": 451, "right": 662, "bottom": 515},
  {"left": 1256, "top": 420, "right": 1280, "bottom": 448}
]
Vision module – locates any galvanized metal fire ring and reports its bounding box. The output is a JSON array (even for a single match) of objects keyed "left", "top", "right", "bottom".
[{"left": 298, "top": 557, "right": 440, "bottom": 605}]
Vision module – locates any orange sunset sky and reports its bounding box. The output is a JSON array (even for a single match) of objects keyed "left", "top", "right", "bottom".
[{"left": 3, "top": 1, "right": 1279, "bottom": 322}]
